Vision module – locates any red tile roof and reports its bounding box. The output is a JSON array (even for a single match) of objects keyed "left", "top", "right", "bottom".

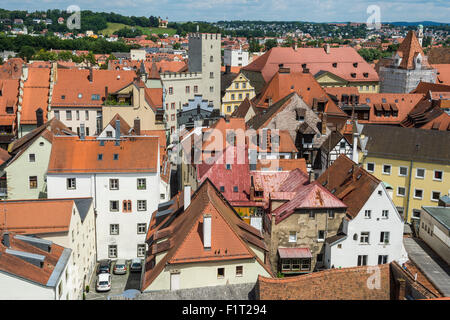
[
  {"left": 20, "top": 67, "right": 51, "bottom": 125},
  {"left": 47, "top": 136, "right": 159, "bottom": 174},
  {"left": 316, "top": 154, "right": 381, "bottom": 219},
  {"left": 0, "top": 199, "right": 76, "bottom": 234},
  {"left": 396, "top": 31, "right": 430, "bottom": 70},
  {"left": 243, "top": 46, "right": 378, "bottom": 83},
  {"left": 0, "top": 79, "right": 19, "bottom": 127},
  {"left": 432, "top": 64, "right": 450, "bottom": 85},
  {"left": 0, "top": 231, "right": 66, "bottom": 286},
  {"left": 143, "top": 179, "right": 272, "bottom": 289},
  {"left": 254, "top": 70, "right": 347, "bottom": 118},
  {"left": 52, "top": 69, "right": 136, "bottom": 107},
  {"left": 272, "top": 182, "right": 347, "bottom": 224}
]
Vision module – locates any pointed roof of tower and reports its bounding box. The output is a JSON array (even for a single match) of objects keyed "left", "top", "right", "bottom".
[{"left": 396, "top": 30, "right": 429, "bottom": 70}]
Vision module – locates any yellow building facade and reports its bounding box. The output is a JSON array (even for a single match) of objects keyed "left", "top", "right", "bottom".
[
  {"left": 359, "top": 156, "right": 449, "bottom": 223},
  {"left": 221, "top": 73, "right": 256, "bottom": 115},
  {"left": 315, "top": 72, "right": 380, "bottom": 93}
]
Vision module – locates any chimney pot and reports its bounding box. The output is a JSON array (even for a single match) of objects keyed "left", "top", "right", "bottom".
[
  {"left": 134, "top": 117, "right": 141, "bottom": 136},
  {"left": 35, "top": 108, "right": 44, "bottom": 127},
  {"left": 184, "top": 185, "right": 191, "bottom": 209}
]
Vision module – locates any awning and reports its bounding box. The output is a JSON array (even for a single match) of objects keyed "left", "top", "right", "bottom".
[{"left": 278, "top": 248, "right": 312, "bottom": 259}]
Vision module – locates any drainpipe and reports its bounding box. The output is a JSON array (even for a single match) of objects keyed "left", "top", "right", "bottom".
[{"left": 405, "top": 159, "right": 414, "bottom": 222}]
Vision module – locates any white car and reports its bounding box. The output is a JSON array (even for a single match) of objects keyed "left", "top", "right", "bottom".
[{"left": 96, "top": 273, "right": 111, "bottom": 292}]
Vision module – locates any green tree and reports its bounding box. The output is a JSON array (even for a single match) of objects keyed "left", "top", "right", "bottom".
[
  {"left": 264, "top": 39, "right": 278, "bottom": 51},
  {"left": 19, "top": 45, "right": 35, "bottom": 61}
]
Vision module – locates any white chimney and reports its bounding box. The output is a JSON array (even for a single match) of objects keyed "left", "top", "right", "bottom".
[
  {"left": 352, "top": 132, "right": 359, "bottom": 163},
  {"left": 203, "top": 215, "right": 211, "bottom": 249},
  {"left": 184, "top": 185, "right": 191, "bottom": 209}
]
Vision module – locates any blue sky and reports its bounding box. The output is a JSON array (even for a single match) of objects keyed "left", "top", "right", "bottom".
[{"left": 1, "top": 0, "right": 449, "bottom": 23}]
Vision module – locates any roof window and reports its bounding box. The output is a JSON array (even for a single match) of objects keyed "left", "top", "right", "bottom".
[
  {"left": 98, "top": 154, "right": 103, "bottom": 160},
  {"left": 78, "top": 93, "right": 83, "bottom": 99},
  {"left": 113, "top": 154, "right": 119, "bottom": 160}
]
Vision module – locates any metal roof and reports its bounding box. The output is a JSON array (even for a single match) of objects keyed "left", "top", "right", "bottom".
[
  {"left": 278, "top": 247, "right": 312, "bottom": 259},
  {"left": 46, "top": 248, "right": 72, "bottom": 288},
  {"left": 422, "top": 206, "right": 450, "bottom": 230}
]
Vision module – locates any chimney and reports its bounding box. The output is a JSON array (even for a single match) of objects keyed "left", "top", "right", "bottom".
[
  {"left": 225, "top": 65, "right": 231, "bottom": 74},
  {"left": 105, "top": 86, "right": 108, "bottom": 100},
  {"left": 352, "top": 132, "right": 359, "bottom": 163},
  {"left": 309, "top": 170, "right": 315, "bottom": 183},
  {"left": 250, "top": 176, "right": 255, "bottom": 201},
  {"left": 184, "top": 185, "right": 191, "bottom": 209},
  {"left": 35, "top": 108, "right": 44, "bottom": 127},
  {"left": 134, "top": 117, "right": 141, "bottom": 136},
  {"left": 324, "top": 44, "right": 330, "bottom": 54},
  {"left": 321, "top": 113, "right": 327, "bottom": 135},
  {"left": 80, "top": 123, "right": 85, "bottom": 140},
  {"left": 88, "top": 67, "right": 93, "bottom": 82},
  {"left": 115, "top": 119, "right": 120, "bottom": 146},
  {"left": 203, "top": 214, "right": 211, "bottom": 249},
  {"left": 396, "top": 278, "right": 406, "bottom": 300}
]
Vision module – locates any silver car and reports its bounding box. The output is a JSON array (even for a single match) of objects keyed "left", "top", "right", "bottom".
[
  {"left": 96, "top": 273, "right": 111, "bottom": 292},
  {"left": 113, "top": 259, "right": 127, "bottom": 275}
]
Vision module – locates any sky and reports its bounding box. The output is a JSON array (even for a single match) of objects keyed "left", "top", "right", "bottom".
[{"left": 1, "top": 0, "right": 449, "bottom": 23}]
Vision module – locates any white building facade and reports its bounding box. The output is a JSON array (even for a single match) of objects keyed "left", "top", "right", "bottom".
[
  {"left": 324, "top": 183, "right": 408, "bottom": 268},
  {"left": 224, "top": 47, "right": 249, "bottom": 67}
]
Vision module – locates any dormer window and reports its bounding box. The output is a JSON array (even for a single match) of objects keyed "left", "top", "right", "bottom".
[
  {"left": 78, "top": 93, "right": 82, "bottom": 99},
  {"left": 350, "top": 73, "right": 356, "bottom": 78},
  {"left": 61, "top": 95, "right": 65, "bottom": 99},
  {"left": 363, "top": 73, "right": 368, "bottom": 78},
  {"left": 353, "top": 62, "right": 358, "bottom": 68},
  {"left": 332, "top": 62, "right": 337, "bottom": 68}
]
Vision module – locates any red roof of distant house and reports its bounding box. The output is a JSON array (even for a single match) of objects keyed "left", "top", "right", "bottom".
[
  {"left": 243, "top": 46, "right": 378, "bottom": 83},
  {"left": 0, "top": 58, "right": 24, "bottom": 80},
  {"left": 272, "top": 182, "right": 347, "bottom": 224},
  {"left": 254, "top": 70, "right": 347, "bottom": 117},
  {"left": 52, "top": 68, "right": 136, "bottom": 107},
  {"left": 432, "top": 64, "right": 450, "bottom": 85},
  {"left": 48, "top": 136, "right": 159, "bottom": 174},
  {"left": 420, "top": 112, "right": 450, "bottom": 131},
  {"left": 0, "top": 79, "right": 19, "bottom": 127},
  {"left": 21, "top": 67, "right": 51, "bottom": 125}
]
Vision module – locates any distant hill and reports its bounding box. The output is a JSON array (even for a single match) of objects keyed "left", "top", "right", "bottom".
[{"left": 388, "top": 21, "right": 449, "bottom": 27}]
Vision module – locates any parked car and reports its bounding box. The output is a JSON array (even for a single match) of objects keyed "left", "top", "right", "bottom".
[
  {"left": 113, "top": 259, "right": 127, "bottom": 275},
  {"left": 96, "top": 273, "right": 111, "bottom": 292},
  {"left": 97, "top": 259, "right": 111, "bottom": 274},
  {"left": 130, "top": 258, "right": 142, "bottom": 272}
]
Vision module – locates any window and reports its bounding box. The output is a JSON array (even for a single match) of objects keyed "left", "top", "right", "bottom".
[
  {"left": 416, "top": 168, "right": 425, "bottom": 179},
  {"left": 382, "top": 210, "right": 389, "bottom": 219},
  {"left": 300, "top": 259, "right": 311, "bottom": 271},
  {"left": 210, "top": 72, "right": 214, "bottom": 79},
  {"left": 360, "top": 232, "right": 370, "bottom": 244},
  {"left": 340, "top": 141, "right": 346, "bottom": 149},
  {"left": 309, "top": 211, "right": 315, "bottom": 219},
  {"left": 397, "top": 187, "right": 406, "bottom": 197},
  {"left": 194, "top": 86, "right": 198, "bottom": 93},
  {"left": 217, "top": 268, "right": 225, "bottom": 279},
  {"left": 109, "top": 179, "right": 119, "bottom": 190},
  {"left": 137, "top": 223, "right": 147, "bottom": 234},
  {"left": 122, "top": 200, "right": 132, "bottom": 212},
  {"left": 236, "top": 266, "right": 243, "bottom": 277},
  {"left": 98, "top": 154, "right": 103, "bottom": 160},
  {"left": 227, "top": 106, "right": 231, "bottom": 113},
  {"left": 29, "top": 176, "right": 37, "bottom": 189},
  {"left": 185, "top": 86, "right": 190, "bottom": 94},
  {"left": 171, "top": 103, "right": 175, "bottom": 110},
  {"left": 318, "top": 230, "right": 325, "bottom": 242},
  {"left": 106, "top": 131, "right": 112, "bottom": 137},
  {"left": 317, "top": 254, "right": 323, "bottom": 263},
  {"left": 364, "top": 210, "right": 371, "bottom": 218},
  {"left": 137, "top": 178, "right": 146, "bottom": 190},
  {"left": 210, "top": 56, "right": 213, "bottom": 62},
  {"left": 209, "top": 86, "right": 214, "bottom": 93},
  {"left": 66, "top": 110, "right": 72, "bottom": 120},
  {"left": 328, "top": 210, "right": 335, "bottom": 219},
  {"left": 110, "top": 224, "right": 119, "bottom": 235},
  {"left": 67, "top": 178, "right": 76, "bottom": 190},
  {"left": 76, "top": 110, "right": 80, "bottom": 120},
  {"left": 113, "top": 154, "right": 119, "bottom": 160},
  {"left": 382, "top": 164, "right": 391, "bottom": 175},
  {"left": 399, "top": 166, "right": 408, "bottom": 176},
  {"left": 171, "top": 114, "right": 175, "bottom": 121},
  {"left": 367, "top": 162, "right": 375, "bottom": 172},
  {"left": 412, "top": 209, "right": 421, "bottom": 220},
  {"left": 110, "top": 200, "right": 119, "bottom": 212},
  {"left": 108, "top": 245, "right": 117, "bottom": 258},
  {"left": 414, "top": 189, "right": 423, "bottom": 199},
  {"left": 235, "top": 83, "right": 239, "bottom": 89},
  {"left": 233, "top": 186, "right": 238, "bottom": 193},
  {"left": 86, "top": 127, "right": 90, "bottom": 136},
  {"left": 242, "top": 83, "right": 246, "bottom": 89},
  {"left": 431, "top": 191, "right": 440, "bottom": 202},
  {"left": 378, "top": 255, "right": 388, "bottom": 264},
  {"left": 380, "top": 232, "right": 390, "bottom": 244},
  {"left": 85, "top": 110, "right": 89, "bottom": 120},
  {"left": 226, "top": 164, "right": 232, "bottom": 170},
  {"left": 137, "top": 244, "right": 146, "bottom": 257},
  {"left": 238, "top": 94, "right": 242, "bottom": 100},
  {"left": 54, "top": 110, "right": 60, "bottom": 120},
  {"left": 231, "top": 94, "right": 235, "bottom": 100},
  {"left": 160, "top": 194, "right": 165, "bottom": 200},
  {"left": 168, "top": 87, "right": 173, "bottom": 95},
  {"left": 289, "top": 231, "right": 297, "bottom": 243},
  {"left": 357, "top": 255, "right": 368, "bottom": 266},
  {"left": 137, "top": 200, "right": 147, "bottom": 211},
  {"left": 29, "top": 154, "right": 35, "bottom": 162},
  {"left": 434, "top": 170, "right": 443, "bottom": 181},
  {"left": 220, "top": 186, "right": 225, "bottom": 192}
]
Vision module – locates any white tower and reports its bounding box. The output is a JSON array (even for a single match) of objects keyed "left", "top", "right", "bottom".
[{"left": 417, "top": 24, "right": 424, "bottom": 47}]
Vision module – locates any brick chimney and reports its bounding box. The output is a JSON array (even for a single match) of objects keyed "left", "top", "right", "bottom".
[
  {"left": 134, "top": 117, "right": 141, "bottom": 136},
  {"left": 396, "top": 278, "right": 406, "bottom": 300},
  {"left": 250, "top": 176, "right": 255, "bottom": 201},
  {"left": 88, "top": 67, "right": 93, "bottom": 82},
  {"left": 321, "top": 113, "right": 327, "bottom": 135}
]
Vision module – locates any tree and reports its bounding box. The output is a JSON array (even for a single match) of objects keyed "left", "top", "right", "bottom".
[
  {"left": 173, "top": 42, "right": 181, "bottom": 50},
  {"left": 19, "top": 45, "right": 35, "bottom": 61},
  {"left": 248, "top": 39, "right": 261, "bottom": 53},
  {"left": 264, "top": 39, "right": 278, "bottom": 51}
]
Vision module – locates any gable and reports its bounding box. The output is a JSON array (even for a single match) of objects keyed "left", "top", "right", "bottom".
[
  {"left": 315, "top": 71, "right": 349, "bottom": 85},
  {"left": 169, "top": 202, "right": 254, "bottom": 264}
]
